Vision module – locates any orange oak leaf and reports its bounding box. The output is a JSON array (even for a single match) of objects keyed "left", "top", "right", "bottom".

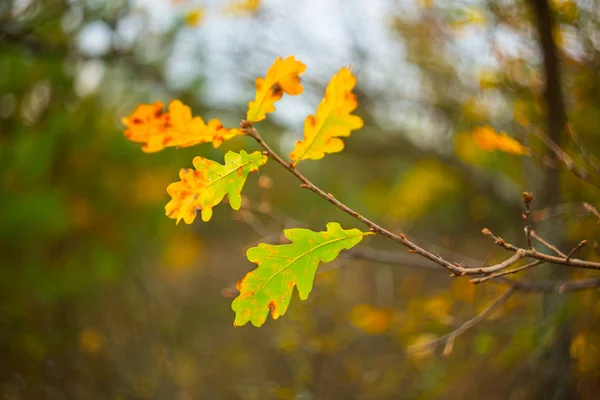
[
  {"left": 122, "top": 100, "right": 240, "bottom": 153},
  {"left": 246, "top": 56, "right": 306, "bottom": 123},
  {"left": 289, "top": 67, "right": 363, "bottom": 164},
  {"left": 473, "top": 125, "right": 530, "bottom": 156},
  {"left": 165, "top": 150, "right": 267, "bottom": 224}
]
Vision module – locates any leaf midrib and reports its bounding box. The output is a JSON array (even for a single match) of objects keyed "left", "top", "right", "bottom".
[
  {"left": 294, "top": 100, "right": 337, "bottom": 161},
  {"left": 250, "top": 232, "right": 366, "bottom": 299}
]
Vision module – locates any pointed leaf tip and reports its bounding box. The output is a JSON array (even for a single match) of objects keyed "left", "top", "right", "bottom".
[
  {"left": 290, "top": 67, "right": 363, "bottom": 164},
  {"left": 246, "top": 56, "right": 306, "bottom": 123}
]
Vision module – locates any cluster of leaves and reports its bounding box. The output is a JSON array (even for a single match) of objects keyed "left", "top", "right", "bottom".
[
  {"left": 123, "top": 56, "right": 369, "bottom": 326},
  {"left": 123, "top": 56, "right": 529, "bottom": 327}
]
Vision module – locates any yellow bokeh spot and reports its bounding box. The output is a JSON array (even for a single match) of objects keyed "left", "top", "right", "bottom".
[
  {"left": 350, "top": 304, "right": 393, "bottom": 335},
  {"left": 162, "top": 232, "right": 203, "bottom": 275},
  {"left": 184, "top": 9, "right": 204, "bottom": 27},
  {"left": 424, "top": 293, "right": 452, "bottom": 319},
  {"left": 407, "top": 333, "right": 437, "bottom": 361},
  {"left": 570, "top": 332, "right": 599, "bottom": 372},
  {"left": 452, "top": 277, "right": 476, "bottom": 304},
  {"left": 226, "top": 0, "right": 261, "bottom": 15},
  {"left": 388, "top": 160, "right": 459, "bottom": 221},
  {"left": 455, "top": 131, "right": 486, "bottom": 166},
  {"left": 478, "top": 68, "right": 499, "bottom": 89},
  {"left": 80, "top": 328, "right": 103, "bottom": 355}
]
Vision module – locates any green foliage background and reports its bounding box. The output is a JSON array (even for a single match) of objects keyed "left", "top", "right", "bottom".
[{"left": 1, "top": 0, "right": 600, "bottom": 398}]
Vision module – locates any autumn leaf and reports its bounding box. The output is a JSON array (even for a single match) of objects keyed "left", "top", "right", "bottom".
[
  {"left": 246, "top": 56, "right": 306, "bottom": 123},
  {"left": 165, "top": 150, "right": 267, "bottom": 224},
  {"left": 473, "top": 125, "right": 530, "bottom": 156},
  {"left": 122, "top": 100, "right": 240, "bottom": 153},
  {"left": 289, "top": 67, "right": 363, "bottom": 164},
  {"left": 232, "top": 222, "right": 373, "bottom": 327}
]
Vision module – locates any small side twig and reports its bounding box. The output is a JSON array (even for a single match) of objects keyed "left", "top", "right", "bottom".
[
  {"left": 522, "top": 192, "right": 533, "bottom": 249},
  {"left": 405, "top": 287, "right": 515, "bottom": 355},
  {"left": 470, "top": 260, "right": 544, "bottom": 284},
  {"left": 583, "top": 202, "right": 600, "bottom": 224},
  {"left": 530, "top": 230, "right": 567, "bottom": 258},
  {"left": 566, "top": 240, "right": 587, "bottom": 261},
  {"left": 527, "top": 124, "right": 600, "bottom": 189}
]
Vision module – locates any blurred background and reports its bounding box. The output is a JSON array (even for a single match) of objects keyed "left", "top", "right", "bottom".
[{"left": 1, "top": 0, "right": 600, "bottom": 398}]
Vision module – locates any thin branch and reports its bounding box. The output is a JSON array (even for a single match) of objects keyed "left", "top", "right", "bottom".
[
  {"left": 527, "top": 124, "right": 600, "bottom": 189},
  {"left": 470, "top": 260, "right": 544, "bottom": 284},
  {"left": 531, "top": 230, "right": 567, "bottom": 258},
  {"left": 241, "top": 123, "right": 464, "bottom": 275},
  {"left": 566, "top": 124, "right": 600, "bottom": 174},
  {"left": 405, "top": 287, "right": 515, "bottom": 354},
  {"left": 500, "top": 276, "right": 600, "bottom": 294},
  {"left": 522, "top": 192, "right": 533, "bottom": 249},
  {"left": 242, "top": 124, "right": 600, "bottom": 275},
  {"left": 566, "top": 240, "right": 587, "bottom": 260},
  {"left": 583, "top": 202, "right": 600, "bottom": 223}
]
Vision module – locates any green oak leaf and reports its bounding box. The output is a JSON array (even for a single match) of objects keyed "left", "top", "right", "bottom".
[
  {"left": 232, "top": 222, "right": 373, "bottom": 327},
  {"left": 165, "top": 150, "right": 268, "bottom": 223}
]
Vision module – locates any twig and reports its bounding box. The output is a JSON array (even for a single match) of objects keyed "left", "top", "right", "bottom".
[
  {"left": 530, "top": 230, "right": 567, "bottom": 258},
  {"left": 470, "top": 260, "right": 544, "bottom": 284},
  {"left": 583, "top": 203, "right": 600, "bottom": 223},
  {"left": 527, "top": 124, "right": 600, "bottom": 189},
  {"left": 405, "top": 287, "right": 515, "bottom": 354},
  {"left": 566, "top": 240, "right": 587, "bottom": 261},
  {"left": 566, "top": 124, "right": 600, "bottom": 174},
  {"left": 522, "top": 192, "right": 533, "bottom": 248}
]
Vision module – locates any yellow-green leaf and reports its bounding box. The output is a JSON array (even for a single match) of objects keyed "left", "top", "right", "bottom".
[
  {"left": 165, "top": 150, "right": 267, "bottom": 224},
  {"left": 232, "top": 222, "right": 373, "bottom": 327}
]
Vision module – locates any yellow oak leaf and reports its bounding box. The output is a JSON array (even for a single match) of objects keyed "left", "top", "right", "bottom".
[
  {"left": 289, "top": 67, "right": 363, "bottom": 164},
  {"left": 473, "top": 125, "right": 530, "bottom": 156},
  {"left": 122, "top": 100, "right": 240, "bottom": 153},
  {"left": 290, "top": 67, "right": 363, "bottom": 164},
  {"left": 246, "top": 56, "right": 306, "bottom": 123},
  {"left": 165, "top": 150, "right": 267, "bottom": 224}
]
